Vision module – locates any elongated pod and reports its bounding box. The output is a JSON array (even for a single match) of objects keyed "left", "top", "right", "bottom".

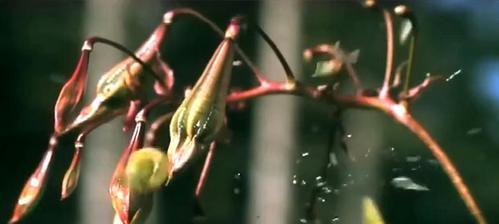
[{"left": 166, "top": 18, "right": 242, "bottom": 177}]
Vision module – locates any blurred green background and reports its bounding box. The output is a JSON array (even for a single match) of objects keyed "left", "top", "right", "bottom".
[{"left": 1, "top": 0, "right": 498, "bottom": 224}]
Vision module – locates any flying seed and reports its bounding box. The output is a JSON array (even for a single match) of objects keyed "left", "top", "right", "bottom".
[{"left": 391, "top": 176, "right": 429, "bottom": 191}]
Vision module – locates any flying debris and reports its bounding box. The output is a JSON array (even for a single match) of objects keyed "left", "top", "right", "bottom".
[{"left": 391, "top": 176, "right": 429, "bottom": 191}]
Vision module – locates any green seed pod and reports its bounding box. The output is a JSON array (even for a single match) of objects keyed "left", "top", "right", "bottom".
[{"left": 167, "top": 18, "right": 241, "bottom": 174}]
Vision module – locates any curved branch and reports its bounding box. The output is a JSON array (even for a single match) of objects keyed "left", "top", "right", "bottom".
[
  {"left": 394, "top": 111, "right": 487, "bottom": 224},
  {"left": 226, "top": 81, "right": 486, "bottom": 224}
]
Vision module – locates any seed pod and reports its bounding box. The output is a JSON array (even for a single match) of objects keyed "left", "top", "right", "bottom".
[
  {"left": 9, "top": 140, "right": 56, "bottom": 224},
  {"left": 167, "top": 18, "right": 242, "bottom": 175},
  {"left": 60, "top": 145, "right": 82, "bottom": 200}
]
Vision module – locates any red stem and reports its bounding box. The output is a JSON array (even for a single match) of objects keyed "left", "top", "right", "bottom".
[{"left": 195, "top": 143, "right": 216, "bottom": 197}]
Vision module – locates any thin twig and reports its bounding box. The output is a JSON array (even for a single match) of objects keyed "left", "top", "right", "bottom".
[
  {"left": 379, "top": 9, "right": 394, "bottom": 99},
  {"left": 195, "top": 142, "right": 216, "bottom": 197},
  {"left": 145, "top": 112, "right": 174, "bottom": 147},
  {"left": 171, "top": 8, "right": 268, "bottom": 84},
  {"left": 255, "top": 26, "right": 296, "bottom": 83},
  {"left": 392, "top": 61, "right": 408, "bottom": 88},
  {"left": 85, "top": 37, "right": 162, "bottom": 84},
  {"left": 402, "top": 35, "right": 416, "bottom": 105},
  {"left": 394, "top": 5, "right": 419, "bottom": 107},
  {"left": 400, "top": 74, "right": 442, "bottom": 101},
  {"left": 344, "top": 61, "right": 363, "bottom": 93}
]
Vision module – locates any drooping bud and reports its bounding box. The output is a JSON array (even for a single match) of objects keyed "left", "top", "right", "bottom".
[
  {"left": 109, "top": 148, "right": 168, "bottom": 224},
  {"left": 167, "top": 18, "right": 241, "bottom": 174},
  {"left": 54, "top": 46, "right": 91, "bottom": 134},
  {"left": 61, "top": 139, "right": 83, "bottom": 200},
  {"left": 110, "top": 118, "right": 166, "bottom": 224},
  {"left": 110, "top": 122, "right": 143, "bottom": 224},
  {"left": 9, "top": 137, "right": 57, "bottom": 223}
]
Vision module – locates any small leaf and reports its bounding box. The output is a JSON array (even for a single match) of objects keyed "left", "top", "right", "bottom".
[
  {"left": 334, "top": 41, "right": 341, "bottom": 49},
  {"left": 312, "top": 60, "right": 341, "bottom": 78},
  {"left": 399, "top": 19, "right": 413, "bottom": 45},
  {"left": 10, "top": 149, "right": 55, "bottom": 223},
  {"left": 362, "top": 197, "right": 385, "bottom": 224},
  {"left": 61, "top": 147, "right": 82, "bottom": 200},
  {"left": 346, "top": 49, "right": 360, "bottom": 64}
]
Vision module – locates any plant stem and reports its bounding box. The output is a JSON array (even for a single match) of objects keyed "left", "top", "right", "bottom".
[
  {"left": 393, "top": 110, "right": 487, "bottom": 224},
  {"left": 255, "top": 26, "right": 296, "bottom": 83},
  {"left": 401, "top": 35, "right": 415, "bottom": 106},
  {"left": 226, "top": 80, "right": 486, "bottom": 224}
]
